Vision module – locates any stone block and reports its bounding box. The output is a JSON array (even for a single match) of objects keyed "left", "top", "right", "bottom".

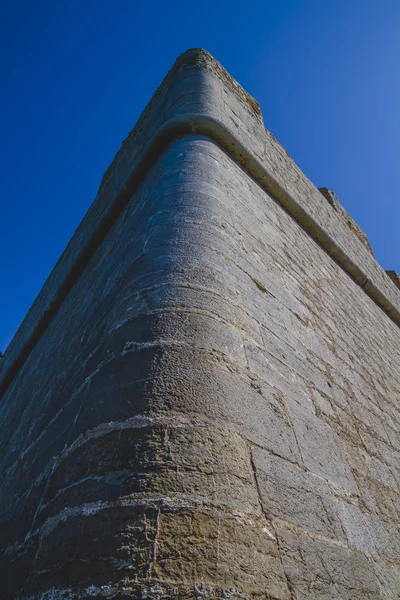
[
  {"left": 253, "top": 447, "right": 345, "bottom": 541},
  {"left": 278, "top": 528, "right": 381, "bottom": 599},
  {"left": 285, "top": 397, "right": 358, "bottom": 494}
]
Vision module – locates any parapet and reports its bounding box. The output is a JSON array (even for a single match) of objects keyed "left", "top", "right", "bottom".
[
  {"left": 386, "top": 269, "right": 400, "bottom": 290},
  {"left": 318, "top": 187, "right": 375, "bottom": 256}
]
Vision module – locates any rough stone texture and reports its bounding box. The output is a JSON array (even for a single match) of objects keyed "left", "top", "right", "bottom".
[
  {"left": 0, "top": 49, "right": 399, "bottom": 599},
  {"left": 386, "top": 270, "right": 400, "bottom": 290},
  {"left": 318, "top": 187, "right": 374, "bottom": 256}
]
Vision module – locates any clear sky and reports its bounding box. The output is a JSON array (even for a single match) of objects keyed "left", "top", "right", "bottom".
[{"left": 1, "top": 0, "right": 399, "bottom": 352}]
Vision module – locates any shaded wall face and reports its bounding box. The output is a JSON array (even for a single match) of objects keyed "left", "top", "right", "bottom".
[{"left": 0, "top": 136, "right": 399, "bottom": 599}]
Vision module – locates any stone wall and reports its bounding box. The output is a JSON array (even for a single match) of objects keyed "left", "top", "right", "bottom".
[{"left": 0, "top": 50, "right": 399, "bottom": 599}]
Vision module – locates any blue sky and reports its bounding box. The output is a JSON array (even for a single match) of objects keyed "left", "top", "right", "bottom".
[{"left": 1, "top": 0, "right": 399, "bottom": 351}]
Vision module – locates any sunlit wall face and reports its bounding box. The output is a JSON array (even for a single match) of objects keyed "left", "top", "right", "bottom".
[{"left": 1, "top": 1, "right": 399, "bottom": 353}]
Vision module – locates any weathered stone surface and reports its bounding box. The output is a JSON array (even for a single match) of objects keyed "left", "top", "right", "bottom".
[
  {"left": 386, "top": 269, "right": 400, "bottom": 290},
  {"left": 252, "top": 448, "right": 345, "bottom": 541},
  {"left": 318, "top": 187, "right": 374, "bottom": 256},
  {"left": 277, "top": 529, "right": 381, "bottom": 599},
  {"left": 284, "top": 397, "right": 358, "bottom": 494},
  {"left": 0, "top": 49, "right": 399, "bottom": 598},
  {"left": 154, "top": 510, "right": 289, "bottom": 598}
]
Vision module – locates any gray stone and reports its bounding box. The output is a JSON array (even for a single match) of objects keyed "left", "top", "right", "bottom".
[
  {"left": 278, "top": 528, "right": 381, "bottom": 599},
  {"left": 252, "top": 447, "right": 345, "bottom": 541},
  {"left": 0, "top": 48, "right": 399, "bottom": 598},
  {"left": 285, "top": 397, "right": 358, "bottom": 494}
]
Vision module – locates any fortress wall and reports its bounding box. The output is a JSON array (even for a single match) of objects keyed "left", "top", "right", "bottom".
[
  {"left": 0, "top": 50, "right": 399, "bottom": 599},
  {"left": 0, "top": 136, "right": 291, "bottom": 599},
  {"left": 2, "top": 49, "right": 400, "bottom": 400}
]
